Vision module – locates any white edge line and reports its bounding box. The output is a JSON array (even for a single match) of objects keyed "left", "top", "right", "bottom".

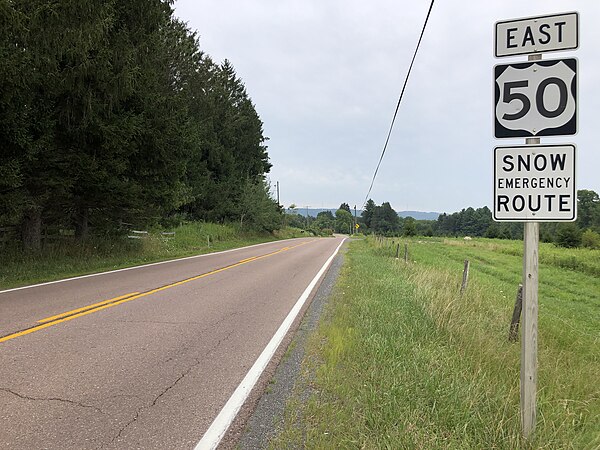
[
  {"left": 0, "top": 238, "right": 307, "bottom": 295},
  {"left": 194, "top": 237, "right": 347, "bottom": 450}
]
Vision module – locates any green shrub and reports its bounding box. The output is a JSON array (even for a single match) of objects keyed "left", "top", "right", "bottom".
[
  {"left": 581, "top": 229, "right": 600, "bottom": 249},
  {"left": 555, "top": 223, "right": 582, "bottom": 248}
]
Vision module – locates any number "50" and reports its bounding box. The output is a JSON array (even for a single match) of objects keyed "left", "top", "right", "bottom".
[{"left": 502, "top": 77, "right": 568, "bottom": 121}]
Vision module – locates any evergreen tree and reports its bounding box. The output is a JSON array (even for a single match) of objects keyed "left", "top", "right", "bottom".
[
  {"left": 339, "top": 203, "right": 351, "bottom": 213},
  {"left": 182, "top": 58, "right": 270, "bottom": 223},
  {"left": 0, "top": 0, "right": 275, "bottom": 248},
  {"left": 237, "top": 178, "right": 281, "bottom": 232},
  {"left": 371, "top": 202, "right": 399, "bottom": 234},
  {"left": 361, "top": 199, "right": 376, "bottom": 229},
  {"left": 0, "top": 3, "right": 31, "bottom": 232},
  {"left": 556, "top": 223, "right": 582, "bottom": 248}
]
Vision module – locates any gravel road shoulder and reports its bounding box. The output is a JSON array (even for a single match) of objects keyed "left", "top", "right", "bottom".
[{"left": 232, "top": 241, "right": 348, "bottom": 449}]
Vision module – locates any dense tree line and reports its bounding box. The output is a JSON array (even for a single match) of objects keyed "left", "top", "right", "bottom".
[
  {"left": 358, "top": 200, "right": 420, "bottom": 236},
  {"left": 285, "top": 201, "right": 423, "bottom": 237},
  {"left": 348, "top": 194, "right": 599, "bottom": 249},
  {"left": 0, "top": 0, "right": 279, "bottom": 250},
  {"left": 283, "top": 206, "right": 351, "bottom": 236},
  {"left": 433, "top": 190, "right": 600, "bottom": 248},
  {"left": 356, "top": 190, "right": 600, "bottom": 248},
  {"left": 284, "top": 191, "right": 599, "bottom": 249}
]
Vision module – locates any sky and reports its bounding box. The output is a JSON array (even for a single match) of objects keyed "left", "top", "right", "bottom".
[{"left": 173, "top": 1, "right": 599, "bottom": 214}]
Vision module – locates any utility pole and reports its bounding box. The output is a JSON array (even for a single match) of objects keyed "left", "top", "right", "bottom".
[
  {"left": 276, "top": 181, "right": 280, "bottom": 207},
  {"left": 354, "top": 205, "right": 357, "bottom": 235}
]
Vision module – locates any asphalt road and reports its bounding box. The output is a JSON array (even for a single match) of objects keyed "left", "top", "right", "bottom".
[{"left": 0, "top": 236, "right": 345, "bottom": 449}]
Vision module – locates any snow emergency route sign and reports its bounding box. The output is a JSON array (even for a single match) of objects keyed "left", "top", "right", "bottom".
[{"left": 494, "top": 144, "right": 576, "bottom": 221}]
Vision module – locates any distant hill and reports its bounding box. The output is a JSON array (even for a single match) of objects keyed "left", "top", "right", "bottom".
[
  {"left": 290, "top": 208, "right": 440, "bottom": 221},
  {"left": 398, "top": 211, "right": 440, "bottom": 221},
  {"left": 289, "top": 208, "right": 340, "bottom": 217}
]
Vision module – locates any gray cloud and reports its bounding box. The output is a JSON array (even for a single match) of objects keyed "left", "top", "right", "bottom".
[{"left": 175, "top": 0, "right": 599, "bottom": 213}]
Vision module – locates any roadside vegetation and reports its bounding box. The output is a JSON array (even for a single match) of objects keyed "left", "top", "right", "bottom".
[
  {"left": 1, "top": 1, "right": 280, "bottom": 252},
  {"left": 287, "top": 190, "right": 600, "bottom": 249},
  {"left": 0, "top": 223, "right": 308, "bottom": 290},
  {"left": 271, "top": 237, "right": 599, "bottom": 449},
  {"left": 285, "top": 203, "right": 354, "bottom": 236},
  {"left": 1, "top": 2, "right": 302, "bottom": 291}
]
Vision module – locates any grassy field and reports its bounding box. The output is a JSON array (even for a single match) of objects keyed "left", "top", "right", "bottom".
[
  {"left": 271, "top": 236, "right": 599, "bottom": 449},
  {"left": 0, "top": 223, "right": 307, "bottom": 290}
]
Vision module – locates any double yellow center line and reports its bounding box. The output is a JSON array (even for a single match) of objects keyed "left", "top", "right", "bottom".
[{"left": 0, "top": 241, "right": 312, "bottom": 344}]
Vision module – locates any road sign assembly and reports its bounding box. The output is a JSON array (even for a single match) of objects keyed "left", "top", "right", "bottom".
[
  {"left": 494, "top": 58, "right": 577, "bottom": 138},
  {"left": 494, "top": 144, "right": 576, "bottom": 221},
  {"left": 493, "top": 10, "right": 580, "bottom": 439}
]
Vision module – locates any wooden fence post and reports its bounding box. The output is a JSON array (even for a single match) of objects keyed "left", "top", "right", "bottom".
[
  {"left": 395, "top": 243, "right": 400, "bottom": 259},
  {"left": 509, "top": 284, "right": 524, "bottom": 342},
  {"left": 404, "top": 243, "right": 408, "bottom": 263},
  {"left": 460, "top": 260, "right": 470, "bottom": 295}
]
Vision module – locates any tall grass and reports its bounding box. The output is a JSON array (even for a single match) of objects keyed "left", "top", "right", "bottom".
[
  {"left": 271, "top": 237, "right": 599, "bottom": 449},
  {"left": 443, "top": 238, "right": 600, "bottom": 277},
  {"left": 0, "top": 223, "right": 307, "bottom": 289}
]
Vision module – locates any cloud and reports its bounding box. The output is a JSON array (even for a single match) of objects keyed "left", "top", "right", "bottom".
[{"left": 175, "top": 0, "right": 600, "bottom": 213}]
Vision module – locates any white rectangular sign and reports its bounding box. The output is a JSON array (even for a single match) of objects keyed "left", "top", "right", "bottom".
[
  {"left": 495, "top": 12, "right": 578, "bottom": 57},
  {"left": 494, "top": 144, "right": 576, "bottom": 222}
]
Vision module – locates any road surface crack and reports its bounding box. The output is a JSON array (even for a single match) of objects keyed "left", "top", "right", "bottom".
[
  {"left": 205, "top": 328, "right": 235, "bottom": 357},
  {"left": 161, "top": 317, "right": 238, "bottom": 364},
  {"left": 104, "top": 357, "right": 204, "bottom": 448},
  {"left": 104, "top": 329, "right": 236, "bottom": 448},
  {"left": 0, "top": 387, "right": 105, "bottom": 414}
]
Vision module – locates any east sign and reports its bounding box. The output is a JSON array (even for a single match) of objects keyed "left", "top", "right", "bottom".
[
  {"left": 495, "top": 12, "right": 578, "bottom": 57},
  {"left": 494, "top": 144, "right": 576, "bottom": 221}
]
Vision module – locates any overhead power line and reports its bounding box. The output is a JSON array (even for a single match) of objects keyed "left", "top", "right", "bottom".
[{"left": 362, "top": 0, "right": 435, "bottom": 208}]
